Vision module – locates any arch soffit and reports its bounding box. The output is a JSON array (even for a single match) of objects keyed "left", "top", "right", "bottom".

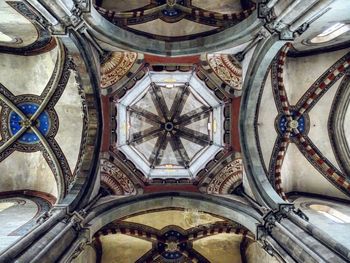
[
  {"left": 84, "top": 192, "right": 262, "bottom": 239},
  {"left": 82, "top": 7, "right": 262, "bottom": 56},
  {"left": 239, "top": 35, "right": 288, "bottom": 209}
]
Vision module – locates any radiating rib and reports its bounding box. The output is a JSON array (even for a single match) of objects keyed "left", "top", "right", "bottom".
[
  {"left": 149, "top": 131, "right": 167, "bottom": 167},
  {"left": 150, "top": 83, "right": 169, "bottom": 120},
  {"left": 130, "top": 128, "right": 162, "bottom": 145},
  {"left": 169, "top": 133, "right": 190, "bottom": 167},
  {"left": 175, "top": 127, "right": 210, "bottom": 146},
  {"left": 175, "top": 106, "right": 210, "bottom": 126},
  {"left": 129, "top": 105, "right": 163, "bottom": 124},
  {"left": 170, "top": 85, "right": 190, "bottom": 122}
]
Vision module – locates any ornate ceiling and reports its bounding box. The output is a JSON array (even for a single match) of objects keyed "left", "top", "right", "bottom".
[
  {"left": 1, "top": 0, "right": 350, "bottom": 262},
  {"left": 94, "top": 209, "right": 257, "bottom": 263},
  {"left": 257, "top": 44, "right": 350, "bottom": 200},
  {"left": 94, "top": 0, "right": 256, "bottom": 41},
  {"left": 117, "top": 71, "right": 224, "bottom": 179},
  {"left": 100, "top": 52, "right": 242, "bottom": 192}
]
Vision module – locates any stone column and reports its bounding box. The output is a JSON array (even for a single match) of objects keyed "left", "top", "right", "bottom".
[{"left": 258, "top": 206, "right": 350, "bottom": 263}]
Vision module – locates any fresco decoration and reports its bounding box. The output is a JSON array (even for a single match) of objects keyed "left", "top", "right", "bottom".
[
  {"left": 95, "top": 220, "right": 251, "bottom": 263},
  {"left": 100, "top": 52, "right": 139, "bottom": 89},
  {"left": 207, "top": 54, "right": 242, "bottom": 91},
  {"left": 207, "top": 158, "right": 243, "bottom": 194},
  {"left": 266, "top": 44, "right": 350, "bottom": 199},
  {"left": 100, "top": 158, "right": 137, "bottom": 195},
  {"left": 0, "top": 51, "right": 76, "bottom": 190}
]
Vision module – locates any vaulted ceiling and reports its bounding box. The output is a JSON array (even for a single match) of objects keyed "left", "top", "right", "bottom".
[
  {"left": 257, "top": 45, "right": 350, "bottom": 201},
  {"left": 0, "top": 43, "right": 85, "bottom": 201},
  {"left": 93, "top": 209, "right": 277, "bottom": 263},
  {"left": 93, "top": 0, "right": 256, "bottom": 41},
  {"left": 1, "top": 0, "right": 350, "bottom": 261}
]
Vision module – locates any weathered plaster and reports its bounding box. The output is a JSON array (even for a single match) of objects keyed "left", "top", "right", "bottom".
[
  {"left": 281, "top": 144, "right": 349, "bottom": 200},
  {"left": 0, "top": 151, "right": 58, "bottom": 197},
  {"left": 192, "top": 233, "right": 242, "bottom": 263},
  {"left": 0, "top": 47, "right": 57, "bottom": 96},
  {"left": 0, "top": 1, "right": 37, "bottom": 47},
  {"left": 54, "top": 72, "right": 83, "bottom": 173},
  {"left": 257, "top": 70, "right": 278, "bottom": 170}
]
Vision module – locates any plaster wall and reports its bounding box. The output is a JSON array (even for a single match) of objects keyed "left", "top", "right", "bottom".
[
  {"left": 0, "top": 198, "right": 37, "bottom": 253},
  {"left": 246, "top": 242, "right": 279, "bottom": 263},
  {"left": 100, "top": 234, "right": 151, "bottom": 263},
  {"left": 257, "top": 70, "right": 278, "bottom": 170},
  {"left": 0, "top": 1, "right": 37, "bottom": 47},
  {"left": 129, "top": 19, "right": 217, "bottom": 37},
  {"left": 124, "top": 210, "right": 224, "bottom": 230},
  {"left": 192, "top": 233, "right": 242, "bottom": 263},
  {"left": 281, "top": 144, "right": 349, "bottom": 200},
  {"left": 0, "top": 47, "right": 57, "bottom": 96},
  {"left": 308, "top": 76, "right": 342, "bottom": 171},
  {"left": 284, "top": 49, "right": 349, "bottom": 105},
  {"left": 54, "top": 72, "right": 83, "bottom": 173},
  {"left": 192, "top": 0, "right": 242, "bottom": 13},
  {"left": 0, "top": 151, "right": 58, "bottom": 197},
  {"left": 293, "top": 196, "right": 350, "bottom": 250}
]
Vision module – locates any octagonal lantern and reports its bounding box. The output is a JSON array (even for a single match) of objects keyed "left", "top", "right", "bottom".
[{"left": 117, "top": 72, "right": 224, "bottom": 179}]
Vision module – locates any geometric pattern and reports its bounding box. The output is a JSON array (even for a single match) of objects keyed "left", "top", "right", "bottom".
[
  {"left": 269, "top": 44, "right": 350, "bottom": 199},
  {"left": 0, "top": 47, "right": 75, "bottom": 194},
  {"left": 207, "top": 54, "right": 242, "bottom": 91},
  {"left": 117, "top": 71, "right": 224, "bottom": 179},
  {"left": 9, "top": 103, "right": 52, "bottom": 144},
  {"left": 94, "top": 220, "right": 251, "bottom": 263},
  {"left": 100, "top": 52, "right": 138, "bottom": 89},
  {"left": 207, "top": 158, "right": 243, "bottom": 194}
]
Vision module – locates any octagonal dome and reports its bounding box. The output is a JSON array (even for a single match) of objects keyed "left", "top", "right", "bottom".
[{"left": 117, "top": 71, "right": 224, "bottom": 179}]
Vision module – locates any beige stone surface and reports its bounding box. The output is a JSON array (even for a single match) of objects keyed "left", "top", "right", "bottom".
[
  {"left": 100, "top": 234, "right": 152, "bottom": 263},
  {"left": 0, "top": 151, "right": 58, "bottom": 197},
  {"left": 125, "top": 210, "right": 223, "bottom": 230},
  {"left": 192, "top": 0, "right": 242, "bottom": 13},
  {"left": 281, "top": 144, "right": 349, "bottom": 200},
  {"left": 284, "top": 49, "right": 349, "bottom": 105},
  {"left": 246, "top": 242, "right": 280, "bottom": 263},
  {"left": 54, "top": 72, "right": 83, "bottom": 173},
  {"left": 192, "top": 233, "right": 242, "bottom": 263},
  {"left": 129, "top": 19, "right": 217, "bottom": 37},
  {"left": 0, "top": 47, "right": 57, "bottom": 96}
]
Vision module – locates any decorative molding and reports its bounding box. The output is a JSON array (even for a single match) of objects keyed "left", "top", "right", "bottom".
[
  {"left": 100, "top": 158, "right": 137, "bottom": 195},
  {"left": 207, "top": 158, "right": 243, "bottom": 194},
  {"left": 95, "top": 220, "right": 251, "bottom": 263},
  {"left": 207, "top": 54, "right": 243, "bottom": 91},
  {"left": 100, "top": 52, "right": 139, "bottom": 89},
  {"left": 94, "top": 2, "right": 256, "bottom": 42},
  {"left": 264, "top": 44, "right": 350, "bottom": 198}
]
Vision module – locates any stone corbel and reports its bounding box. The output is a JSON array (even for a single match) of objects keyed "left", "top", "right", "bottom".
[
  {"left": 234, "top": 27, "right": 271, "bottom": 62},
  {"left": 258, "top": 1, "right": 277, "bottom": 22},
  {"left": 258, "top": 203, "right": 294, "bottom": 239}
]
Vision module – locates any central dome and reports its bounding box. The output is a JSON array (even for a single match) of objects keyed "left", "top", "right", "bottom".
[{"left": 116, "top": 71, "right": 224, "bottom": 179}]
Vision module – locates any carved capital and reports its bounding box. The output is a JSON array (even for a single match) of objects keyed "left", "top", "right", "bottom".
[{"left": 258, "top": 3, "right": 276, "bottom": 22}]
